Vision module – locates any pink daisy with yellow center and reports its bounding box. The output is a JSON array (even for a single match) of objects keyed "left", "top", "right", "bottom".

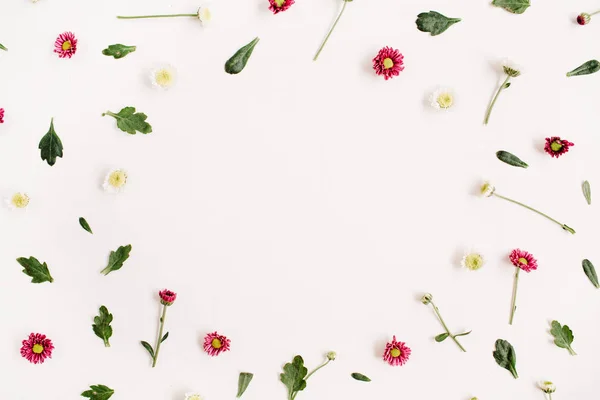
[
  {"left": 203, "top": 332, "right": 231, "bottom": 357},
  {"left": 373, "top": 47, "right": 404, "bottom": 80},
  {"left": 544, "top": 136, "right": 574, "bottom": 158},
  {"left": 268, "top": 0, "right": 295, "bottom": 14},
  {"left": 509, "top": 249, "right": 538, "bottom": 272},
  {"left": 54, "top": 32, "right": 77, "bottom": 58},
  {"left": 383, "top": 336, "right": 411, "bottom": 366},
  {"left": 20, "top": 333, "right": 54, "bottom": 364},
  {"left": 0, "top": 108, "right": 4, "bottom": 124}
]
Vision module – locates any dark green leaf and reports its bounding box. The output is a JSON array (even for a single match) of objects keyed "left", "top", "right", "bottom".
[
  {"left": 550, "top": 320, "right": 576, "bottom": 355},
  {"left": 351, "top": 373, "right": 371, "bottom": 382},
  {"left": 583, "top": 181, "right": 592, "bottom": 205},
  {"left": 81, "top": 384, "right": 115, "bottom": 400},
  {"left": 236, "top": 372, "right": 254, "bottom": 398},
  {"left": 0, "top": 43, "right": 7, "bottom": 51},
  {"left": 435, "top": 333, "right": 449, "bottom": 342},
  {"left": 225, "top": 37, "right": 260, "bottom": 74},
  {"left": 583, "top": 259, "right": 599, "bottom": 288},
  {"left": 567, "top": 60, "right": 600, "bottom": 77},
  {"left": 454, "top": 331, "right": 472, "bottom": 337},
  {"left": 496, "top": 150, "right": 528, "bottom": 168},
  {"left": 491, "top": 0, "right": 530, "bottom": 14},
  {"left": 102, "top": 44, "right": 136, "bottom": 59},
  {"left": 100, "top": 244, "right": 132, "bottom": 275},
  {"left": 79, "top": 217, "right": 93, "bottom": 234},
  {"left": 93, "top": 306, "right": 113, "bottom": 347},
  {"left": 39, "top": 118, "right": 64, "bottom": 166},
  {"left": 16, "top": 257, "right": 54, "bottom": 283},
  {"left": 493, "top": 339, "right": 518, "bottom": 379},
  {"left": 161, "top": 332, "right": 169, "bottom": 343},
  {"left": 415, "top": 11, "right": 461, "bottom": 36},
  {"left": 102, "top": 107, "right": 152, "bottom": 135},
  {"left": 280, "top": 355, "right": 308, "bottom": 398},
  {"left": 504, "top": 82, "right": 511, "bottom": 89},
  {"left": 140, "top": 341, "right": 155, "bottom": 359}
]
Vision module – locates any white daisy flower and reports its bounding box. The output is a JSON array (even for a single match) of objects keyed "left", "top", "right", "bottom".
[
  {"left": 150, "top": 65, "right": 177, "bottom": 89},
  {"left": 185, "top": 394, "right": 203, "bottom": 400},
  {"left": 502, "top": 59, "right": 522, "bottom": 78},
  {"left": 197, "top": 5, "right": 212, "bottom": 25},
  {"left": 429, "top": 87, "right": 455, "bottom": 110},
  {"left": 103, "top": 169, "right": 128, "bottom": 193},
  {"left": 5, "top": 192, "right": 30, "bottom": 210},
  {"left": 461, "top": 251, "right": 485, "bottom": 271},
  {"left": 480, "top": 181, "right": 495, "bottom": 197},
  {"left": 540, "top": 381, "right": 556, "bottom": 394}
]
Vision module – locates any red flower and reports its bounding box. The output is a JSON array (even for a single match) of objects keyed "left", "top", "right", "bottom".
[
  {"left": 509, "top": 249, "right": 538, "bottom": 273},
  {"left": 544, "top": 136, "right": 574, "bottom": 158},
  {"left": 54, "top": 32, "right": 77, "bottom": 58},
  {"left": 577, "top": 13, "right": 591, "bottom": 25},
  {"left": 0, "top": 108, "right": 4, "bottom": 124},
  {"left": 159, "top": 289, "right": 177, "bottom": 306},
  {"left": 382, "top": 336, "right": 411, "bottom": 366},
  {"left": 20, "top": 333, "right": 54, "bottom": 364},
  {"left": 269, "top": 0, "right": 295, "bottom": 14},
  {"left": 373, "top": 47, "right": 404, "bottom": 80},
  {"left": 203, "top": 332, "right": 231, "bottom": 356}
]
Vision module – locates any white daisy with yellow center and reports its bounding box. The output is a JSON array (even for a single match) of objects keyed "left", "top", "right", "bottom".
[
  {"left": 430, "top": 87, "right": 455, "bottom": 110},
  {"left": 150, "top": 65, "right": 177, "bottom": 89},
  {"left": 6, "top": 192, "right": 30, "bottom": 210},
  {"left": 103, "top": 169, "right": 128, "bottom": 193},
  {"left": 461, "top": 251, "right": 485, "bottom": 271},
  {"left": 197, "top": 6, "right": 212, "bottom": 25},
  {"left": 184, "top": 393, "right": 203, "bottom": 400}
]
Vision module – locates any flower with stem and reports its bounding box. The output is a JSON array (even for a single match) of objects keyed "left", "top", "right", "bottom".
[
  {"left": 479, "top": 182, "right": 575, "bottom": 234},
  {"left": 508, "top": 249, "right": 537, "bottom": 325},
  {"left": 483, "top": 60, "right": 521, "bottom": 125},
  {"left": 281, "top": 352, "right": 335, "bottom": 400},
  {"left": 117, "top": 5, "right": 211, "bottom": 25},
  {"left": 540, "top": 381, "right": 556, "bottom": 400},
  {"left": 140, "top": 289, "right": 176, "bottom": 367},
  {"left": 421, "top": 293, "right": 470, "bottom": 352},
  {"left": 313, "top": 0, "right": 353, "bottom": 61},
  {"left": 577, "top": 11, "right": 600, "bottom": 25}
]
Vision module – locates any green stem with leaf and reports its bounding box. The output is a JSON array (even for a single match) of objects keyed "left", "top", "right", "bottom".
[
  {"left": 290, "top": 359, "right": 332, "bottom": 400},
  {"left": 0, "top": 43, "right": 7, "bottom": 51},
  {"left": 117, "top": 13, "right": 197, "bottom": 19},
  {"left": 152, "top": 305, "right": 168, "bottom": 368},
  {"left": 430, "top": 301, "right": 467, "bottom": 352},
  {"left": 484, "top": 75, "right": 510, "bottom": 125},
  {"left": 509, "top": 267, "right": 520, "bottom": 325},
  {"left": 313, "top": 0, "right": 351, "bottom": 61}
]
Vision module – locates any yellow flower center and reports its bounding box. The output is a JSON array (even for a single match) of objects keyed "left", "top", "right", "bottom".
[
  {"left": 108, "top": 170, "right": 127, "bottom": 188},
  {"left": 275, "top": 0, "right": 285, "bottom": 6},
  {"left": 11, "top": 193, "right": 30, "bottom": 209},
  {"left": 155, "top": 69, "right": 173, "bottom": 87},
  {"left": 211, "top": 338, "right": 222, "bottom": 349},
  {"left": 62, "top": 41, "right": 72, "bottom": 51},
  {"left": 550, "top": 141, "right": 563, "bottom": 152},
  {"left": 390, "top": 348, "right": 401, "bottom": 358},
  {"left": 464, "top": 253, "right": 483, "bottom": 270},
  {"left": 436, "top": 93, "right": 453, "bottom": 109},
  {"left": 32, "top": 344, "right": 44, "bottom": 354},
  {"left": 518, "top": 257, "right": 528, "bottom": 265},
  {"left": 383, "top": 58, "right": 394, "bottom": 69}
]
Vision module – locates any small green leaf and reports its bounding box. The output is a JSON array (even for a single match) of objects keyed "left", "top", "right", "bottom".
[
  {"left": 454, "top": 331, "right": 472, "bottom": 337},
  {"left": 100, "top": 244, "right": 132, "bottom": 275},
  {"left": 236, "top": 372, "right": 254, "bottom": 398},
  {"left": 102, "top": 44, "right": 136, "bottom": 59},
  {"left": 435, "top": 333, "right": 449, "bottom": 342},
  {"left": 160, "top": 332, "right": 169, "bottom": 343},
  {"left": 583, "top": 181, "right": 592, "bottom": 205},
  {"left": 496, "top": 150, "right": 528, "bottom": 168},
  {"left": 81, "top": 384, "right": 115, "bottom": 400},
  {"left": 16, "top": 257, "right": 54, "bottom": 283},
  {"left": 504, "top": 82, "right": 511, "bottom": 89},
  {"left": 79, "top": 217, "right": 93, "bottom": 234},
  {"left": 0, "top": 43, "right": 7, "bottom": 51},
  {"left": 567, "top": 60, "right": 600, "bottom": 77},
  {"left": 39, "top": 118, "right": 64, "bottom": 166},
  {"left": 583, "top": 259, "right": 600, "bottom": 288},
  {"left": 351, "top": 373, "right": 371, "bottom": 382},
  {"left": 102, "top": 107, "right": 152, "bottom": 135},
  {"left": 140, "top": 341, "right": 155, "bottom": 358},
  {"left": 491, "top": 0, "right": 530, "bottom": 14},
  {"left": 550, "top": 320, "right": 577, "bottom": 355},
  {"left": 225, "top": 37, "right": 260, "bottom": 75},
  {"left": 416, "top": 11, "right": 461, "bottom": 36},
  {"left": 493, "top": 339, "right": 518, "bottom": 379},
  {"left": 280, "top": 356, "right": 308, "bottom": 399},
  {"left": 93, "top": 306, "right": 113, "bottom": 347}
]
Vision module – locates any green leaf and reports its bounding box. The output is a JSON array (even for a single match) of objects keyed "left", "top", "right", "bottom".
[
  {"left": 583, "top": 259, "right": 600, "bottom": 288},
  {"left": 225, "top": 37, "right": 260, "bottom": 75},
  {"left": 236, "top": 372, "right": 254, "bottom": 398},
  {"left": 100, "top": 244, "right": 132, "bottom": 275},
  {"left": 583, "top": 181, "right": 592, "bottom": 205},
  {"left": 493, "top": 339, "right": 518, "bottom": 379},
  {"left": 16, "top": 257, "right": 54, "bottom": 283},
  {"left": 415, "top": 11, "right": 461, "bottom": 36},
  {"left": 160, "top": 332, "right": 169, "bottom": 343},
  {"left": 435, "top": 333, "right": 449, "bottom": 342},
  {"left": 92, "top": 306, "right": 113, "bottom": 347},
  {"left": 567, "top": 60, "right": 600, "bottom": 77},
  {"left": 81, "top": 384, "right": 115, "bottom": 400},
  {"left": 351, "top": 373, "right": 371, "bottom": 382},
  {"left": 102, "top": 107, "right": 152, "bottom": 135},
  {"left": 454, "top": 331, "right": 472, "bottom": 337},
  {"left": 140, "top": 341, "right": 155, "bottom": 359},
  {"left": 39, "top": 118, "right": 64, "bottom": 166},
  {"left": 0, "top": 43, "right": 7, "bottom": 51},
  {"left": 550, "top": 320, "right": 577, "bottom": 355},
  {"left": 496, "top": 150, "right": 528, "bottom": 168},
  {"left": 491, "top": 0, "right": 531, "bottom": 14},
  {"left": 102, "top": 44, "right": 136, "bottom": 59},
  {"left": 280, "top": 355, "right": 308, "bottom": 398},
  {"left": 79, "top": 217, "right": 93, "bottom": 234}
]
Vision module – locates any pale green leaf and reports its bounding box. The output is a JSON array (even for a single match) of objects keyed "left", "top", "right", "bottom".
[
  {"left": 100, "top": 244, "right": 132, "bottom": 275},
  {"left": 236, "top": 372, "right": 254, "bottom": 398},
  {"left": 102, "top": 107, "right": 152, "bottom": 135},
  {"left": 416, "top": 11, "right": 461, "bottom": 36}
]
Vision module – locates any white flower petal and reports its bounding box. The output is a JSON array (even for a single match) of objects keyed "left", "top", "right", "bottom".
[{"left": 197, "top": 6, "right": 212, "bottom": 25}]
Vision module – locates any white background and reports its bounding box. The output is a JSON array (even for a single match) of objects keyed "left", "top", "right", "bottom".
[{"left": 1, "top": 0, "right": 599, "bottom": 399}]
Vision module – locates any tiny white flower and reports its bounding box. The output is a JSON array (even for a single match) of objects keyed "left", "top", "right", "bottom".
[
  {"left": 197, "top": 6, "right": 212, "bottom": 26},
  {"left": 540, "top": 381, "right": 556, "bottom": 394},
  {"left": 150, "top": 65, "right": 177, "bottom": 89},
  {"left": 103, "top": 169, "right": 128, "bottom": 193},
  {"left": 480, "top": 181, "right": 495, "bottom": 197},
  {"left": 185, "top": 393, "right": 203, "bottom": 400},
  {"left": 502, "top": 59, "right": 522, "bottom": 78},
  {"left": 5, "top": 192, "right": 30, "bottom": 210},
  {"left": 461, "top": 251, "right": 485, "bottom": 271},
  {"left": 429, "top": 87, "right": 455, "bottom": 110}
]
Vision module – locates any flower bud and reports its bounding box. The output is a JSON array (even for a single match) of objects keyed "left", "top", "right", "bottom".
[
  {"left": 540, "top": 381, "right": 556, "bottom": 394},
  {"left": 577, "top": 13, "right": 591, "bottom": 25},
  {"left": 421, "top": 293, "right": 433, "bottom": 305},
  {"left": 480, "top": 181, "right": 495, "bottom": 197},
  {"left": 327, "top": 351, "right": 337, "bottom": 361}
]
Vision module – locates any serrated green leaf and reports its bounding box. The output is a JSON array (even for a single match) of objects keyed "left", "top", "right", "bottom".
[
  {"left": 0, "top": 43, "right": 7, "bottom": 51},
  {"left": 236, "top": 372, "right": 254, "bottom": 398},
  {"left": 435, "top": 333, "right": 449, "bottom": 342},
  {"left": 567, "top": 60, "right": 600, "bottom": 77},
  {"left": 102, "top": 107, "right": 152, "bottom": 135},
  {"left": 93, "top": 306, "right": 113, "bottom": 347},
  {"left": 102, "top": 44, "right": 136, "bottom": 59},
  {"left": 39, "top": 118, "right": 64, "bottom": 166},
  {"left": 550, "top": 320, "right": 576, "bottom": 355},
  {"left": 351, "top": 372, "right": 371, "bottom": 382},
  {"left": 496, "top": 150, "right": 528, "bottom": 168},
  {"left": 140, "top": 341, "right": 155, "bottom": 359},
  {"left": 493, "top": 339, "right": 518, "bottom": 378},
  {"left": 415, "top": 11, "right": 461, "bottom": 36},
  {"left": 583, "top": 181, "right": 592, "bottom": 205},
  {"left": 16, "top": 257, "right": 54, "bottom": 283},
  {"left": 81, "top": 384, "right": 115, "bottom": 400},
  {"left": 100, "top": 244, "right": 132, "bottom": 275},
  {"left": 491, "top": 0, "right": 530, "bottom": 14},
  {"left": 225, "top": 37, "right": 260, "bottom": 75},
  {"left": 280, "top": 355, "right": 308, "bottom": 398},
  {"left": 160, "top": 332, "right": 169, "bottom": 343},
  {"left": 79, "top": 217, "right": 93, "bottom": 234},
  {"left": 583, "top": 259, "right": 599, "bottom": 288}
]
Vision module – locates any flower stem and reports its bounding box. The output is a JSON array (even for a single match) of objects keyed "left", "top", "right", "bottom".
[
  {"left": 151, "top": 305, "right": 168, "bottom": 368},
  {"left": 590, "top": 10, "right": 600, "bottom": 16},
  {"left": 567, "top": 345, "right": 577, "bottom": 356},
  {"left": 484, "top": 75, "right": 510, "bottom": 125},
  {"left": 102, "top": 111, "right": 118, "bottom": 119},
  {"left": 290, "top": 359, "right": 331, "bottom": 400},
  {"left": 549, "top": 394, "right": 553, "bottom": 400},
  {"left": 117, "top": 14, "right": 197, "bottom": 19},
  {"left": 431, "top": 301, "right": 466, "bottom": 352},
  {"left": 492, "top": 193, "right": 576, "bottom": 234},
  {"left": 313, "top": 1, "right": 349, "bottom": 61},
  {"left": 104, "top": 338, "right": 110, "bottom": 348},
  {"left": 509, "top": 267, "right": 520, "bottom": 325}
]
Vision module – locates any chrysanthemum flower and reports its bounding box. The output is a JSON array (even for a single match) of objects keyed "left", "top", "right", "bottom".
[
  {"left": 382, "top": 336, "right": 411, "bottom": 366},
  {"left": 544, "top": 137, "right": 574, "bottom": 158},
  {"left": 0, "top": 108, "right": 4, "bottom": 123},
  {"left": 509, "top": 249, "right": 537, "bottom": 272},
  {"left": 480, "top": 181, "right": 495, "bottom": 197},
  {"left": 268, "top": 0, "right": 295, "bottom": 14},
  {"left": 577, "top": 11, "right": 600, "bottom": 25},
  {"left": 159, "top": 289, "right": 177, "bottom": 306},
  {"left": 430, "top": 88, "right": 454, "bottom": 110},
  {"left": 373, "top": 47, "right": 404, "bottom": 80},
  {"left": 6, "top": 192, "right": 30, "bottom": 210},
  {"left": 203, "top": 332, "right": 231, "bottom": 356},
  {"left": 540, "top": 381, "right": 556, "bottom": 394},
  {"left": 150, "top": 65, "right": 177, "bottom": 89},
  {"left": 502, "top": 59, "right": 522, "bottom": 78},
  {"left": 54, "top": 32, "right": 77, "bottom": 59},
  {"left": 462, "top": 252, "right": 485, "bottom": 270},
  {"left": 20, "top": 333, "right": 54, "bottom": 364},
  {"left": 197, "top": 6, "right": 212, "bottom": 25},
  {"left": 185, "top": 393, "right": 203, "bottom": 400},
  {"left": 103, "top": 169, "right": 128, "bottom": 193}
]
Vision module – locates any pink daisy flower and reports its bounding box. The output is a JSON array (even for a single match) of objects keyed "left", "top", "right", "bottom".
[
  {"left": 509, "top": 249, "right": 538, "bottom": 272},
  {"left": 159, "top": 289, "right": 177, "bottom": 306},
  {"left": 544, "top": 136, "right": 574, "bottom": 158},
  {"left": 382, "top": 336, "right": 411, "bottom": 366},
  {"left": 0, "top": 108, "right": 4, "bottom": 124},
  {"left": 203, "top": 332, "right": 231, "bottom": 357},
  {"left": 54, "top": 32, "right": 77, "bottom": 58},
  {"left": 373, "top": 47, "right": 404, "bottom": 80},
  {"left": 268, "top": 0, "right": 295, "bottom": 14},
  {"left": 20, "top": 333, "right": 54, "bottom": 364}
]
